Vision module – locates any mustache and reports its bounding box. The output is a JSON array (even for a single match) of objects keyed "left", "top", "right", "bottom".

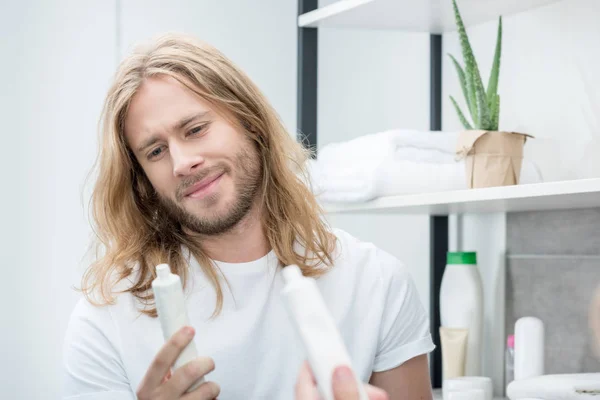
[{"left": 176, "top": 164, "right": 228, "bottom": 200}]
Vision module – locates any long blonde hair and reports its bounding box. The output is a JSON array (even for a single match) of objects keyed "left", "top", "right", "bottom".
[{"left": 82, "top": 32, "right": 335, "bottom": 317}]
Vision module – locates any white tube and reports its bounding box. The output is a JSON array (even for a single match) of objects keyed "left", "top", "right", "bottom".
[
  {"left": 281, "top": 265, "right": 367, "bottom": 400},
  {"left": 152, "top": 264, "right": 204, "bottom": 391},
  {"left": 514, "top": 317, "right": 544, "bottom": 380},
  {"left": 439, "top": 327, "right": 469, "bottom": 379}
]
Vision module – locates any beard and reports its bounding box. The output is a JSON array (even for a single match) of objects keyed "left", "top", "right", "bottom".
[{"left": 156, "top": 145, "right": 261, "bottom": 236}]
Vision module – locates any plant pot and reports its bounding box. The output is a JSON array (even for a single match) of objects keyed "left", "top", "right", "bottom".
[{"left": 456, "top": 130, "right": 533, "bottom": 189}]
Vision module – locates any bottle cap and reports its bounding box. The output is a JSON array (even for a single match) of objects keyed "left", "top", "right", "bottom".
[
  {"left": 156, "top": 264, "right": 171, "bottom": 279},
  {"left": 447, "top": 252, "right": 477, "bottom": 265},
  {"left": 507, "top": 334, "right": 515, "bottom": 348},
  {"left": 282, "top": 265, "right": 302, "bottom": 284}
]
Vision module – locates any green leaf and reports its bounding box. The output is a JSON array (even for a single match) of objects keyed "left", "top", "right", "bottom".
[
  {"left": 450, "top": 96, "right": 473, "bottom": 130},
  {"left": 453, "top": 0, "right": 487, "bottom": 127},
  {"left": 489, "top": 94, "right": 498, "bottom": 129},
  {"left": 491, "top": 94, "right": 500, "bottom": 130},
  {"left": 467, "top": 65, "right": 479, "bottom": 127},
  {"left": 487, "top": 16, "right": 503, "bottom": 106},
  {"left": 476, "top": 82, "right": 492, "bottom": 130},
  {"left": 448, "top": 53, "right": 476, "bottom": 123}
]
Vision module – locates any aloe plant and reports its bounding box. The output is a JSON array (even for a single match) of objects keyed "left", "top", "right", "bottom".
[{"left": 449, "top": 0, "right": 502, "bottom": 131}]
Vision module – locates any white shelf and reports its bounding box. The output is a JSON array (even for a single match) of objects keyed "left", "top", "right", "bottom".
[
  {"left": 323, "top": 178, "right": 600, "bottom": 215},
  {"left": 299, "top": 0, "right": 564, "bottom": 33}
]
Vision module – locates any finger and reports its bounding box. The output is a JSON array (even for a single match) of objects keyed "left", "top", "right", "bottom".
[
  {"left": 138, "top": 326, "right": 195, "bottom": 391},
  {"left": 181, "top": 381, "right": 221, "bottom": 400},
  {"left": 365, "top": 384, "right": 390, "bottom": 400},
  {"left": 295, "top": 361, "right": 320, "bottom": 400},
  {"left": 332, "top": 366, "right": 360, "bottom": 400},
  {"left": 161, "top": 370, "right": 172, "bottom": 384},
  {"left": 166, "top": 356, "right": 215, "bottom": 396}
]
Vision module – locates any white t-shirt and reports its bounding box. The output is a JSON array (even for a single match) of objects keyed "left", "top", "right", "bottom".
[{"left": 63, "top": 228, "right": 434, "bottom": 399}]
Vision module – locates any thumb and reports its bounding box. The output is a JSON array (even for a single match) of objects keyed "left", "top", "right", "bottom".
[{"left": 332, "top": 366, "right": 359, "bottom": 400}]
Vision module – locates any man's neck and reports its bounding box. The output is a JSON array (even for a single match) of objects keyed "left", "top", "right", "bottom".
[{"left": 189, "top": 204, "right": 270, "bottom": 263}]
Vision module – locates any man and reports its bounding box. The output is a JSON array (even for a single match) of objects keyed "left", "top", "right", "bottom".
[{"left": 63, "top": 32, "right": 435, "bottom": 399}]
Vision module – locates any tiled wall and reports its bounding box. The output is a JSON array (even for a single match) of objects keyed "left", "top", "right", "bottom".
[{"left": 505, "top": 208, "right": 600, "bottom": 373}]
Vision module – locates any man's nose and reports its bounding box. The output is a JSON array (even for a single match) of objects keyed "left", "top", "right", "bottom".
[{"left": 171, "top": 143, "right": 205, "bottom": 177}]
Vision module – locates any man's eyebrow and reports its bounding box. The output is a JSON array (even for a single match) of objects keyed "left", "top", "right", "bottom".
[
  {"left": 175, "top": 110, "right": 210, "bottom": 130},
  {"left": 135, "top": 111, "right": 211, "bottom": 153}
]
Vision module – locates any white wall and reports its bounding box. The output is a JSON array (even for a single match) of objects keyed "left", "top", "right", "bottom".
[
  {"left": 1, "top": 1, "right": 117, "bottom": 399},
  {"left": 317, "top": 27, "right": 432, "bottom": 312},
  {"left": 2, "top": 1, "right": 297, "bottom": 399},
  {"left": 119, "top": 0, "right": 298, "bottom": 136},
  {"left": 443, "top": 0, "right": 600, "bottom": 182}
]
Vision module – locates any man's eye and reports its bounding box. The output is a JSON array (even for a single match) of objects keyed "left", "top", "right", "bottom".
[
  {"left": 188, "top": 124, "right": 207, "bottom": 136},
  {"left": 148, "top": 147, "right": 164, "bottom": 159}
]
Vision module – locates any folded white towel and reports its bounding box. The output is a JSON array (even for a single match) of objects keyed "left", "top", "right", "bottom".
[
  {"left": 377, "top": 157, "right": 543, "bottom": 198},
  {"left": 307, "top": 157, "right": 379, "bottom": 202},
  {"left": 318, "top": 130, "right": 400, "bottom": 166},
  {"left": 390, "top": 129, "right": 459, "bottom": 154},
  {"left": 318, "top": 129, "right": 459, "bottom": 166},
  {"left": 507, "top": 373, "right": 600, "bottom": 400},
  {"left": 307, "top": 157, "right": 543, "bottom": 203},
  {"left": 309, "top": 129, "right": 544, "bottom": 203},
  {"left": 394, "top": 147, "right": 456, "bottom": 164}
]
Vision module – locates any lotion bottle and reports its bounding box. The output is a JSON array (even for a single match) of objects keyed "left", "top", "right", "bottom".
[{"left": 514, "top": 317, "right": 544, "bottom": 380}]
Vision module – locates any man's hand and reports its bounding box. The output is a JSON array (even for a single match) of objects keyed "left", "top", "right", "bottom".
[
  {"left": 295, "top": 361, "right": 389, "bottom": 400},
  {"left": 136, "top": 326, "right": 220, "bottom": 400}
]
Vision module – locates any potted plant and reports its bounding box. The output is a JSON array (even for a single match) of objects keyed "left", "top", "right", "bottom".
[{"left": 450, "top": 0, "right": 532, "bottom": 188}]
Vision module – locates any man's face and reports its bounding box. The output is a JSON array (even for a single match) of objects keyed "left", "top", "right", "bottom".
[{"left": 124, "top": 75, "right": 261, "bottom": 235}]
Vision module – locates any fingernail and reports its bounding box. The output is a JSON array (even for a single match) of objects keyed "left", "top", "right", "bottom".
[
  {"left": 333, "top": 366, "right": 353, "bottom": 383},
  {"left": 185, "top": 326, "right": 195, "bottom": 336}
]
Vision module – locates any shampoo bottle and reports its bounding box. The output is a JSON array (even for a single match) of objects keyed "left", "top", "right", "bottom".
[
  {"left": 152, "top": 264, "right": 204, "bottom": 391},
  {"left": 281, "top": 265, "right": 367, "bottom": 400},
  {"left": 439, "top": 252, "right": 483, "bottom": 377}
]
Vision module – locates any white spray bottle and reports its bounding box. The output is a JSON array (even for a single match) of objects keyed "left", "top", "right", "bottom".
[
  {"left": 152, "top": 264, "right": 204, "bottom": 391},
  {"left": 281, "top": 265, "right": 368, "bottom": 400}
]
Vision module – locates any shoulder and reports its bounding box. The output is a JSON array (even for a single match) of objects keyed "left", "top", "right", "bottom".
[
  {"left": 329, "top": 227, "right": 412, "bottom": 284},
  {"left": 63, "top": 296, "right": 134, "bottom": 396},
  {"left": 315, "top": 227, "right": 416, "bottom": 304},
  {"left": 65, "top": 296, "right": 119, "bottom": 346},
  {"left": 63, "top": 290, "right": 138, "bottom": 372},
  {"left": 65, "top": 267, "right": 147, "bottom": 342}
]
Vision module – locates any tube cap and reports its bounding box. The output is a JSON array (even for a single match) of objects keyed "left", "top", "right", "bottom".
[
  {"left": 156, "top": 264, "right": 171, "bottom": 279},
  {"left": 447, "top": 252, "right": 477, "bottom": 265},
  {"left": 282, "top": 265, "right": 302, "bottom": 284}
]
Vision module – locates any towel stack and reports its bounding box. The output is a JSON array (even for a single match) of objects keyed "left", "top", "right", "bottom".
[{"left": 307, "top": 129, "right": 543, "bottom": 203}]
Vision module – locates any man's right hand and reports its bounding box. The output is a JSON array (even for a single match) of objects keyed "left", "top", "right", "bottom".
[
  {"left": 136, "top": 326, "right": 220, "bottom": 400},
  {"left": 295, "top": 361, "right": 389, "bottom": 400}
]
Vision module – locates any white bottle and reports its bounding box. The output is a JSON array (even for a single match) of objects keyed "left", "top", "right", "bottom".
[
  {"left": 281, "top": 265, "right": 367, "bottom": 400},
  {"left": 152, "top": 264, "right": 204, "bottom": 391},
  {"left": 439, "top": 252, "right": 483, "bottom": 377},
  {"left": 514, "top": 317, "right": 544, "bottom": 380}
]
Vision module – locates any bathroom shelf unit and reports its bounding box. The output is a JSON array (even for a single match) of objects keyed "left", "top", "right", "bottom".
[
  {"left": 296, "top": 0, "right": 569, "bottom": 390},
  {"left": 299, "top": 0, "right": 564, "bottom": 32},
  {"left": 322, "top": 179, "right": 600, "bottom": 215}
]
